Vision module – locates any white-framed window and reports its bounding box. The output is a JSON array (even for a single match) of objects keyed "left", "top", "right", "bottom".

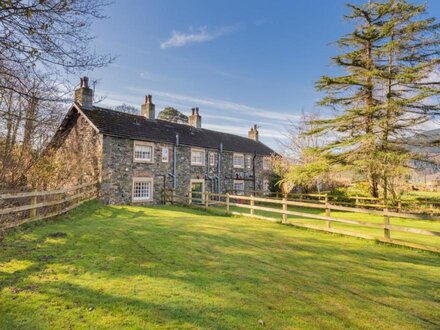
[
  {"left": 233, "top": 180, "right": 245, "bottom": 195},
  {"left": 246, "top": 155, "right": 253, "bottom": 169},
  {"left": 263, "top": 179, "right": 270, "bottom": 192},
  {"left": 132, "top": 177, "right": 153, "bottom": 201},
  {"left": 191, "top": 148, "right": 205, "bottom": 166},
  {"left": 263, "top": 157, "right": 270, "bottom": 170},
  {"left": 161, "top": 147, "right": 169, "bottom": 162},
  {"left": 209, "top": 152, "right": 216, "bottom": 166},
  {"left": 233, "top": 153, "right": 244, "bottom": 168},
  {"left": 133, "top": 141, "right": 154, "bottom": 163}
]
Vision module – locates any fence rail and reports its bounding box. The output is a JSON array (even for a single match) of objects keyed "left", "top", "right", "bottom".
[
  {"left": 162, "top": 190, "right": 440, "bottom": 253},
  {"left": 262, "top": 192, "right": 440, "bottom": 215},
  {"left": 0, "top": 182, "right": 98, "bottom": 232}
]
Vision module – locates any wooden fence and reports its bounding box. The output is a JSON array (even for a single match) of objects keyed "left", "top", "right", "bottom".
[
  {"left": 162, "top": 190, "right": 440, "bottom": 253},
  {"left": 0, "top": 182, "right": 98, "bottom": 232},
  {"left": 265, "top": 192, "right": 440, "bottom": 215}
]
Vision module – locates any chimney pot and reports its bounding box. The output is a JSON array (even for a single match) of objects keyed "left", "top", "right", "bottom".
[
  {"left": 248, "top": 124, "right": 259, "bottom": 141},
  {"left": 141, "top": 94, "right": 155, "bottom": 119},
  {"left": 189, "top": 107, "right": 201, "bottom": 128},
  {"left": 74, "top": 76, "right": 93, "bottom": 109}
]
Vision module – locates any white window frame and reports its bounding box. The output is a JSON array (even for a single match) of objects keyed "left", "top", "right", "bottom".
[
  {"left": 263, "top": 157, "right": 270, "bottom": 170},
  {"left": 233, "top": 153, "right": 245, "bottom": 169},
  {"left": 191, "top": 148, "right": 205, "bottom": 166},
  {"left": 263, "top": 179, "right": 270, "bottom": 192},
  {"left": 133, "top": 141, "right": 154, "bottom": 163},
  {"left": 132, "top": 177, "right": 154, "bottom": 202},
  {"left": 246, "top": 155, "right": 253, "bottom": 169},
  {"left": 161, "top": 147, "right": 169, "bottom": 162},
  {"left": 233, "top": 180, "right": 245, "bottom": 195},
  {"left": 209, "top": 152, "right": 216, "bottom": 167}
]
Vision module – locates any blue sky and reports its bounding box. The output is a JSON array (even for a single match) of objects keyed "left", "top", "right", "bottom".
[{"left": 89, "top": 0, "right": 440, "bottom": 150}]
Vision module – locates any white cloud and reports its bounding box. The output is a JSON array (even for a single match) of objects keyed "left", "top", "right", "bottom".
[
  {"left": 127, "top": 88, "right": 300, "bottom": 122},
  {"left": 95, "top": 87, "right": 297, "bottom": 151},
  {"left": 160, "top": 26, "right": 234, "bottom": 49}
]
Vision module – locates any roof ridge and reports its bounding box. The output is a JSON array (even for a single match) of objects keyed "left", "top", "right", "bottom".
[
  {"left": 81, "top": 105, "right": 274, "bottom": 155},
  {"left": 91, "top": 105, "right": 264, "bottom": 143}
]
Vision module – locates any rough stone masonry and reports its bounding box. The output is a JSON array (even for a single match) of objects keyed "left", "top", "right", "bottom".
[{"left": 50, "top": 77, "right": 274, "bottom": 205}]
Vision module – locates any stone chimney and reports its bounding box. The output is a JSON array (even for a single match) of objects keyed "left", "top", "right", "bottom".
[
  {"left": 248, "top": 124, "right": 259, "bottom": 141},
  {"left": 141, "top": 95, "right": 155, "bottom": 119},
  {"left": 188, "top": 107, "right": 201, "bottom": 128},
  {"left": 74, "top": 77, "right": 93, "bottom": 109}
]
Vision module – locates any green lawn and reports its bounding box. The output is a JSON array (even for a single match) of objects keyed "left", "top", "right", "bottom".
[
  {"left": 220, "top": 201, "right": 440, "bottom": 251},
  {"left": 0, "top": 201, "right": 439, "bottom": 329}
]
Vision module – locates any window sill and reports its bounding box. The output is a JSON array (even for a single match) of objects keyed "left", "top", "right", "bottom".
[
  {"left": 133, "top": 159, "right": 154, "bottom": 163},
  {"left": 132, "top": 198, "right": 153, "bottom": 203}
]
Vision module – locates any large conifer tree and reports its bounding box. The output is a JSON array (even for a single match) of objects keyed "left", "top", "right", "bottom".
[{"left": 311, "top": 0, "right": 440, "bottom": 199}]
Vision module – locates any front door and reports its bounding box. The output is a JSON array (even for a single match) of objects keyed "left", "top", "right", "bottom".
[{"left": 191, "top": 180, "right": 204, "bottom": 204}]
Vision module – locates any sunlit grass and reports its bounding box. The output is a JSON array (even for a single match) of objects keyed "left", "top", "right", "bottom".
[
  {"left": 219, "top": 201, "right": 440, "bottom": 250},
  {"left": 0, "top": 201, "right": 439, "bottom": 329}
]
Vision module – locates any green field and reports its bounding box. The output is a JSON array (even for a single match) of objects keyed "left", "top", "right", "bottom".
[
  {"left": 216, "top": 200, "right": 440, "bottom": 251},
  {"left": 0, "top": 201, "right": 439, "bottom": 329}
]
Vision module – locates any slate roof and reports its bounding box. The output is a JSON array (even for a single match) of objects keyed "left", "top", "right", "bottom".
[{"left": 79, "top": 105, "right": 274, "bottom": 155}]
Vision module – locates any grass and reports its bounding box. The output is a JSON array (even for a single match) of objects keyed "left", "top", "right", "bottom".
[
  {"left": 0, "top": 201, "right": 439, "bottom": 329},
  {"left": 218, "top": 200, "right": 440, "bottom": 251}
]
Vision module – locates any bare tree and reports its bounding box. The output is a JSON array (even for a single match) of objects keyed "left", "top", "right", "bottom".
[
  {"left": 114, "top": 104, "right": 139, "bottom": 115},
  {"left": 0, "top": 0, "right": 113, "bottom": 99},
  {"left": 0, "top": 0, "right": 113, "bottom": 188},
  {"left": 278, "top": 112, "right": 336, "bottom": 193}
]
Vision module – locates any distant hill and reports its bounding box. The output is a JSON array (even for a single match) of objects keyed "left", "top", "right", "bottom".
[{"left": 405, "top": 129, "right": 440, "bottom": 154}]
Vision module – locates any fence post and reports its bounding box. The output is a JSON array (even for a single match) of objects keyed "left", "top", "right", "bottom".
[
  {"left": 384, "top": 207, "right": 390, "bottom": 240},
  {"left": 78, "top": 178, "right": 84, "bottom": 205},
  {"left": 282, "top": 197, "right": 287, "bottom": 223},
  {"left": 30, "top": 192, "right": 37, "bottom": 218},
  {"left": 205, "top": 192, "right": 209, "bottom": 209},
  {"left": 397, "top": 199, "right": 401, "bottom": 213},
  {"left": 226, "top": 193, "right": 230, "bottom": 214},
  {"left": 57, "top": 190, "right": 64, "bottom": 214},
  {"left": 250, "top": 194, "right": 254, "bottom": 216},
  {"left": 325, "top": 194, "right": 331, "bottom": 228},
  {"left": 188, "top": 191, "right": 192, "bottom": 205}
]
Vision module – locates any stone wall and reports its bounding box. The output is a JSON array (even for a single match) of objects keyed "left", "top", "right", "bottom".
[
  {"left": 52, "top": 112, "right": 102, "bottom": 188},
  {"left": 100, "top": 135, "right": 271, "bottom": 205},
  {"left": 100, "top": 137, "right": 174, "bottom": 204}
]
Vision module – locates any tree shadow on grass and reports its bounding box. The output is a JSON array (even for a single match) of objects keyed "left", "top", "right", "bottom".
[{"left": 1, "top": 202, "right": 440, "bottom": 328}]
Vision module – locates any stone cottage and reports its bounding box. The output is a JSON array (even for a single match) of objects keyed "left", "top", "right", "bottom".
[{"left": 50, "top": 77, "right": 274, "bottom": 204}]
